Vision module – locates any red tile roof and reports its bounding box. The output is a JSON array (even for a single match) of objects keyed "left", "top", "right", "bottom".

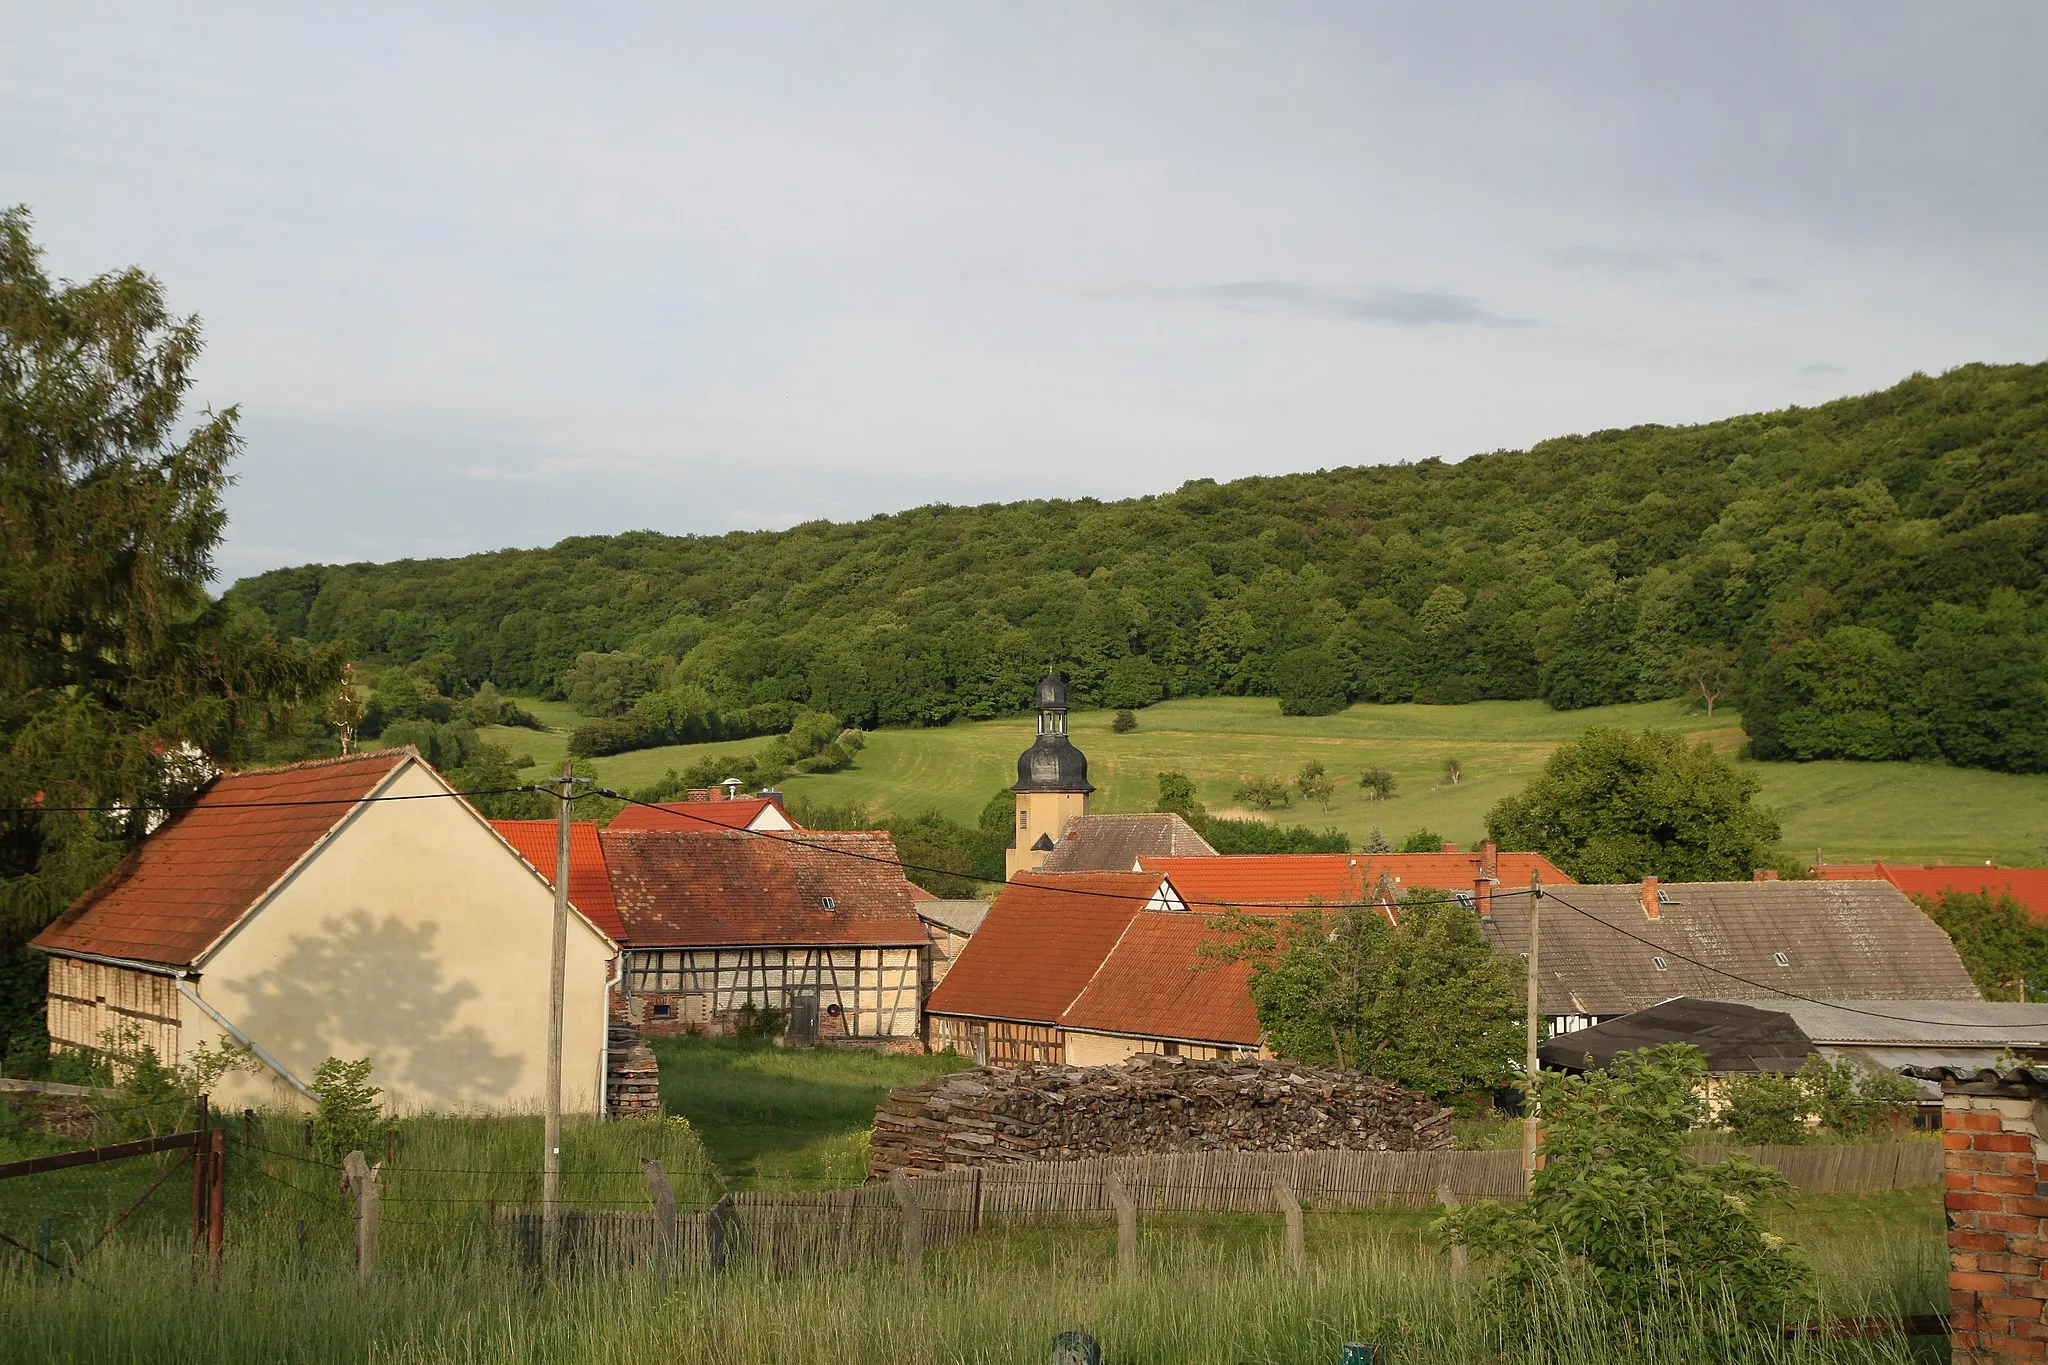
[
  {"left": 1817, "top": 863, "right": 2048, "bottom": 925},
  {"left": 1060, "top": 914, "right": 1263, "bottom": 1047},
  {"left": 923, "top": 872, "right": 1164, "bottom": 1025},
  {"left": 607, "top": 798, "right": 799, "bottom": 833},
  {"left": 490, "top": 820, "right": 626, "bottom": 941},
  {"left": 1140, "top": 851, "right": 1574, "bottom": 908},
  {"left": 33, "top": 751, "right": 411, "bottom": 967},
  {"left": 598, "top": 828, "right": 926, "bottom": 947}
]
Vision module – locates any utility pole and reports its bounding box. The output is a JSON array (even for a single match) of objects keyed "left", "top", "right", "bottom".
[
  {"left": 1523, "top": 871, "right": 1542, "bottom": 1195},
  {"left": 542, "top": 761, "right": 572, "bottom": 1272}
]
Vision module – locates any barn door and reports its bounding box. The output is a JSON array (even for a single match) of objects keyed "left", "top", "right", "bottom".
[{"left": 969, "top": 1022, "right": 988, "bottom": 1066}]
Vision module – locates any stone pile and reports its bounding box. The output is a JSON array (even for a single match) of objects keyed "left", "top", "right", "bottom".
[{"left": 868, "top": 1055, "right": 1453, "bottom": 1177}]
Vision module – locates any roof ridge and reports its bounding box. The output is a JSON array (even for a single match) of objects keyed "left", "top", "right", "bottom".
[{"left": 221, "top": 747, "right": 416, "bottom": 781}]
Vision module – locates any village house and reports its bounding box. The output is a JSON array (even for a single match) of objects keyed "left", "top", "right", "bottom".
[
  {"left": 1814, "top": 860, "right": 2048, "bottom": 925},
  {"left": 1481, "top": 876, "right": 1982, "bottom": 1036},
  {"left": 32, "top": 750, "right": 618, "bottom": 1113},
  {"left": 600, "top": 827, "right": 929, "bottom": 1047},
  {"left": 915, "top": 898, "right": 989, "bottom": 989},
  {"left": 607, "top": 789, "right": 800, "bottom": 833}
]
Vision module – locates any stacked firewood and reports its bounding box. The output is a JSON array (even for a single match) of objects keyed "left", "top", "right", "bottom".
[
  {"left": 605, "top": 1024, "right": 661, "bottom": 1118},
  {"left": 869, "top": 1055, "right": 1453, "bottom": 1177}
]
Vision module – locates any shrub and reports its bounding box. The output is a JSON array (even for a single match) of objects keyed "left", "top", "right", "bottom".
[
  {"left": 1441, "top": 1045, "right": 1811, "bottom": 1339},
  {"left": 1398, "top": 828, "right": 1445, "bottom": 853},
  {"left": 1717, "top": 1070, "right": 1809, "bottom": 1145},
  {"left": 312, "top": 1056, "right": 383, "bottom": 1163},
  {"left": 1110, "top": 708, "right": 1137, "bottom": 734},
  {"left": 1231, "top": 777, "right": 1291, "bottom": 810}
]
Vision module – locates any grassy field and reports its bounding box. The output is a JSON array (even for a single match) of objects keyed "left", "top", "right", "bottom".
[
  {"left": 482, "top": 695, "right": 2048, "bottom": 867},
  {"left": 0, "top": 1188, "right": 1945, "bottom": 1365},
  {"left": 650, "top": 1036, "right": 970, "bottom": 1188}
]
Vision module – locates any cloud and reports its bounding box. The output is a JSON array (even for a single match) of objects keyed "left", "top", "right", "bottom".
[
  {"left": 1744, "top": 276, "right": 1794, "bottom": 294},
  {"left": 1798, "top": 362, "right": 1845, "bottom": 375},
  {"left": 1547, "top": 247, "right": 1724, "bottom": 273},
  {"left": 1189, "top": 281, "right": 1533, "bottom": 328}
]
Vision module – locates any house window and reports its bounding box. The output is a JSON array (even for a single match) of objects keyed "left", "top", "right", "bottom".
[
  {"left": 1772, "top": 951, "right": 1790, "bottom": 967},
  {"left": 1657, "top": 889, "right": 1674, "bottom": 905},
  {"left": 651, "top": 1003, "right": 673, "bottom": 1019},
  {"left": 821, "top": 896, "right": 837, "bottom": 910},
  {"left": 1161, "top": 1041, "right": 1180, "bottom": 1057},
  {"left": 1650, "top": 956, "right": 1669, "bottom": 971}
]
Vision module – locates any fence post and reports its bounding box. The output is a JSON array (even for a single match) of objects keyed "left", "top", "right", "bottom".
[
  {"left": 970, "top": 1164, "right": 984, "bottom": 1236},
  {"left": 207, "top": 1129, "right": 226, "bottom": 1276},
  {"left": 1272, "top": 1177, "right": 1304, "bottom": 1270},
  {"left": 1107, "top": 1174, "right": 1137, "bottom": 1278},
  {"left": 342, "top": 1150, "right": 379, "bottom": 1281},
  {"left": 892, "top": 1171, "right": 923, "bottom": 1289},
  {"left": 643, "top": 1159, "right": 677, "bottom": 1293},
  {"left": 706, "top": 1193, "right": 733, "bottom": 1274},
  {"left": 191, "top": 1094, "right": 210, "bottom": 1263},
  {"left": 242, "top": 1109, "right": 255, "bottom": 1150},
  {"left": 38, "top": 1216, "right": 52, "bottom": 1279},
  {"left": 1437, "top": 1183, "right": 1467, "bottom": 1281}
]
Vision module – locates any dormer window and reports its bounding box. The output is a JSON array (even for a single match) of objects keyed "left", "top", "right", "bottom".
[
  {"left": 1772, "top": 951, "right": 1790, "bottom": 967},
  {"left": 821, "top": 896, "right": 837, "bottom": 910},
  {"left": 1651, "top": 956, "right": 1670, "bottom": 971},
  {"left": 1657, "top": 889, "right": 1674, "bottom": 905}
]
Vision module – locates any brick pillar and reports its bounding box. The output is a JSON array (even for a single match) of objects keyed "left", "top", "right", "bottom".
[{"left": 1943, "top": 1071, "right": 2048, "bottom": 1363}]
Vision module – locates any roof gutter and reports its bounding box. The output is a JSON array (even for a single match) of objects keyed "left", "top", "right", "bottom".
[{"left": 173, "top": 979, "right": 316, "bottom": 1101}]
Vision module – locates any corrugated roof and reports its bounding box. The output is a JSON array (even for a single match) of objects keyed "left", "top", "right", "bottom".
[
  {"left": 1484, "top": 880, "right": 1981, "bottom": 1018},
  {"left": 33, "top": 751, "right": 412, "bottom": 968},
  {"left": 607, "top": 798, "right": 798, "bottom": 833},
  {"left": 1817, "top": 863, "right": 2048, "bottom": 925},
  {"left": 1142, "top": 851, "right": 1575, "bottom": 909},
  {"left": 1707, "top": 997, "right": 2048, "bottom": 1046},
  {"left": 489, "top": 820, "right": 626, "bottom": 942},
  {"left": 1037, "top": 814, "right": 1217, "bottom": 872},
  {"left": 923, "top": 872, "right": 1161, "bottom": 1024},
  {"left": 917, "top": 900, "right": 990, "bottom": 937},
  {"left": 1059, "top": 913, "right": 1263, "bottom": 1046},
  {"left": 599, "top": 828, "right": 926, "bottom": 948}
]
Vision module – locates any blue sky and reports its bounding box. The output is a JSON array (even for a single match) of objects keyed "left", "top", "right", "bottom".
[{"left": 6, "top": 3, "right": 2044, "bottom": 581}]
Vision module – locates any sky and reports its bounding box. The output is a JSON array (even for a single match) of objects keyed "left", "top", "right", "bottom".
[{"left": 6, "top": 3, "right": 2045, "bottom": 582}]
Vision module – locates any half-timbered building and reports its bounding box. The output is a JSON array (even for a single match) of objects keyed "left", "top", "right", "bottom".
[{"left": 600, "top": 828, "right": 929, "bottom": 1046}]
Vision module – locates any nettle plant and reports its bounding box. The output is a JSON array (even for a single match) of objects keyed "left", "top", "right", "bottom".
[{"left": 1439, "top": 1045, "right": 1812, "bottom": 1341}]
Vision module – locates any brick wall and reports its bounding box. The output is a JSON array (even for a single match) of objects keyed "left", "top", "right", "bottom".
[{"left": 1944, "top": 1076, "right": 2048, "bottom": 1362}]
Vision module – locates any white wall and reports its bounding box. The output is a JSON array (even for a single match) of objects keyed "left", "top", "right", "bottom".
[{"left": 187, "top": 763, "right": 613, "bottom": 1113}]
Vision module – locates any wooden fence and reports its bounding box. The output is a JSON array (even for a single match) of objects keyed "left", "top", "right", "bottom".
[{"left": 509, "top": 1141, "right": 1940, "bottom": 1273}]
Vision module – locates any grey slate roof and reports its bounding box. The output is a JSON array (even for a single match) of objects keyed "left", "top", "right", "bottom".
[
  {"left": 1481, "top": 880, "right": 1980, "bottom": 1018},
  {"left": 1038, "top": 813, "right": 1219, "bottom": 873}
]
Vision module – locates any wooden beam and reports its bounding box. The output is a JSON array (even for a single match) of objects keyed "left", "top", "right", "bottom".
[{"left": 0, "top": 1129, "right": 200, "bottom": 1182}]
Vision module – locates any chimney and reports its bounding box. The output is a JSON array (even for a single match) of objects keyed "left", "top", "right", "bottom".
[
  {"left": 1440, "top": 842, "right": 1458, "bottom": 855},
  {"left": 1473, "top": 876, "right": 1493, "bottom": 923},
  {"left": 1641, "top": 875, "right": 1660, "bottom": 920},
  {"left": 1480, "top": 840, "right": 1498, "bottom": 880},
  {"left": 1752, "top": 868, "right": 1779, "bottom": 882}
]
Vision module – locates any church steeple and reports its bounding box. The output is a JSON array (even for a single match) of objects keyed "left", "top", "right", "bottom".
[{"left": 1005, "top": 670, "right": 1093, "bottom": 878}]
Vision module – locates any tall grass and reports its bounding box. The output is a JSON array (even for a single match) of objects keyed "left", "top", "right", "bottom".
[{"left": 0, "top": 1198, "right": 1943, "bottom": 1365}]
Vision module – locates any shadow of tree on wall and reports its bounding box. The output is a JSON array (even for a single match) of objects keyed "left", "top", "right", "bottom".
[{"left": 227, "top": 910, "right": 523, "bottom": 1105}]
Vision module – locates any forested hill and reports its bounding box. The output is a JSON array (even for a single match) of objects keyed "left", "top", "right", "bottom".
[{"left": 230, "top": 361, "right": 2048, "bottom": 773}]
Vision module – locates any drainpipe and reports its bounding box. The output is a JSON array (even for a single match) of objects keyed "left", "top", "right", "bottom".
[
  {"left": 600, "top": 954, "right": 627, "bottom": 1118},
  {"left": 173, "top": 976, "right": 316, "bottom": 1100}
]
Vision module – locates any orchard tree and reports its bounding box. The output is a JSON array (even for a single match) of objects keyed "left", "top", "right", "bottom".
[
  {"left": 1485, "top": 727, "right": 1781, "bottom": 882},
  {"left": 1296, "top": 759, "right": 1334, "bottom": 808},
  {"left": 0, "top": 207, "right": 339, "bottom": 1070},
  {"left": 1210, "top": 897, "right": 1523, "bottom": 1100},
  {"left": 1672, "top": 644, "right": 1738, "bottom": 719}
]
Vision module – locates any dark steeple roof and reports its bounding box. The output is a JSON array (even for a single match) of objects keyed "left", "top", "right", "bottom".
[{"left": 1013, "top": 670, "right": 1093, "bottom": 794}]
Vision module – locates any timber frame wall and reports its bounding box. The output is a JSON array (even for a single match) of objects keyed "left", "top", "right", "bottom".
[
  {"left": 45, "top": 956, "right": 181, "bottom": 1062},
  {"left": 623, "top": 945, "right": 922, "bottom": 1040},
  {"left": 929, "top": 1015, "right": 1064, "bottom": 1066}
]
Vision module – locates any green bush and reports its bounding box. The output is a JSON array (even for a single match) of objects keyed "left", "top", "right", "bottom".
[
  {"left": 1717, "top": 1070, "right": 1810, "bottom": 1145},
  {"left": 312, "top": 1056, "right": 384, "bottom": 1163},
  {"left": 1442, "top": 1045, "right": 1812, "bottom": 1339}
]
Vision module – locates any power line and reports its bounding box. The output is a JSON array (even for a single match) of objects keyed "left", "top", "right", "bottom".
[
  {"left": 1537, "top": 888, "right": 2033, "bottom": 1030},
  {"left": 1, "top": 783, "right": 553, "bottom": 816}
]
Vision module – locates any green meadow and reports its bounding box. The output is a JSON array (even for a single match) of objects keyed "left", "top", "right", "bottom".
[{"left": 480, "top": 696, "right": 2048, "bottom": 869}]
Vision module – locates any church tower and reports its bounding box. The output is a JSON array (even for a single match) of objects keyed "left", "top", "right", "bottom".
[{"left": 1006, "top": 671, "right": 1094, "bottom": 878}]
